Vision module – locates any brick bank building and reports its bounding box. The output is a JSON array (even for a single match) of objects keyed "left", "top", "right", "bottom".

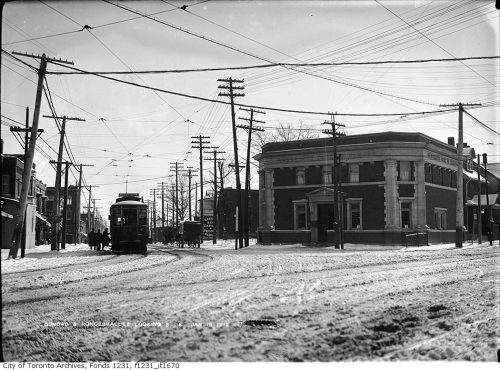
[{"left": 255, "top": 132, "right": 497, "bottom": 245}]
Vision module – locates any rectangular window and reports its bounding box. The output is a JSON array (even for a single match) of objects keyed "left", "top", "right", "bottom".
[
  {"left": 434, "top": 208, "right": 447, "bottom": 229},
  {"left": 348, "top": 201, "right": 362, "bottom": 230},
  {"left": 294, "top": 203, "right": 307, "bottom": 229},
  {"left": 399, "top": 161, "right": 411, "bottom": 181},
  {"left": 322, "top": 166, "right": 332, "bottom": 184},
  {"left": 138, "top": 206, "right": 148, "bottom": 226},
  {"left": 401, "top": 202, "right": 412, "bottom": 228},
  {"left": 2, "top": 174, "right": 10, "bottom": 195},
  {"left": 349, "top": 164, "right": 359, "bottom": 183},
  {"left": 296, "top": 168, "right": 305, "bottom": 185},
  {"left": 67, "top": 196, "right": 72, "bottom": 205}
]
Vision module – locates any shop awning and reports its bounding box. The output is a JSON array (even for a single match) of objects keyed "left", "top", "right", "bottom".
[{"left": 35, "top": 212, "right": 51, "bottom": 227}]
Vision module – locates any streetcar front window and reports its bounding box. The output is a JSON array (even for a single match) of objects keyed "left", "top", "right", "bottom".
[
  {"left": 111, "top": 208, "right": 122, "bottom": 226},
  {"left": 138, "top": 207, "right": 147, "bottom": 226},
  {"left": 122, "top": 207, "right": 138, "bottom": 226}
]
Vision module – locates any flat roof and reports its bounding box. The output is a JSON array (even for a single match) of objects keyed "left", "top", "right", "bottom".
[{"left": 260, "top": 132, "right": 456, "bottom": 154}]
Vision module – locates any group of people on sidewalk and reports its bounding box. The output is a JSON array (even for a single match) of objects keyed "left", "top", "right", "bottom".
[{"left": 88, "top": 228, "right": 110, "bottom": 251}]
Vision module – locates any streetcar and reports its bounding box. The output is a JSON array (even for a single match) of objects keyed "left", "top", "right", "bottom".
[{"left": 109, "top": 193, "right": 148, "bottom": 254}]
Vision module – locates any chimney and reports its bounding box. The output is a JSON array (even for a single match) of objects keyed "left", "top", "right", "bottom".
[{"left": 447, "top": 137, "right": 455, "bottom": 146}]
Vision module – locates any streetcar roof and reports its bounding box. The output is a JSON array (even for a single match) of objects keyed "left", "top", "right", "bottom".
[{"left": 110, "top": 200, "right": 146, "bottom": 207}]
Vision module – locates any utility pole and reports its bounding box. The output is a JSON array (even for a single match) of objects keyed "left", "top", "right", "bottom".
[
  {"left": 92, "top": 199, "right": 101, "bottom": 230},
  {"left": 482, "top": 153, "right": 493, "bottom": 246},
  {"left": 322, "top": 113, "right": 345, "bottom": 249},
  {"left": 8, "top": 52, "right": 73, "bottom": 259},
  {"left": 86, "top": 185, "right": 99, "bottom": 235},
  {"left": 192, "top": 136, "right": 211, "bottom": 241},
  {"left": 477, "top": 154, "right": 482, "bottom": 244},
  {"left": 50, "top": 160, "right": 72, "bottom": 249},
  {"left": 170, "top": 162, "right": 184, "bottom": 228},
  {"left": 62, "top": 161, "right": 70, "bottom": 249},
  {"left": 238, "top": 107, "right": 265, "bottom": 247},
  {"left": 217, "top": 161, "right": 228, "bottom": 240},
  {"left": 43, "top": 114, "right": 85, "bottom": 251},
  {"left": 160, "top": 182, "right": 165, "bottom": 231},
  {"left": 9, "top": 108, "right": 44, "bottom": 258},
  {"left": 194, "top": 182, "right": 198, "bottom": 218},
  {"left": 205, "top": 148, "right": 225, "bottom": 244},
  {"left": 184, "top": 167, "right": 195, "bottom": 220},
  {"left": 73, "top": 164, "right": 92, "bottom": 244},
  {"left": 218, "top": 77, "right": 245, "bottom": 249},
  {"left": 153, "top": 188, "right": 157, "bottom": 243},
  {"left": 440, "top": 103, "right": 481, "bottom": 248}
]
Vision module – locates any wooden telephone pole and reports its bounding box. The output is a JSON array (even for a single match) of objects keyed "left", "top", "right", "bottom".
[
  {"left": 205, "top": 148, "right": 225, "bottom": 244},
  {"left": 43, "top": 114, "right": 85, "bottom": 251},
  {"left": 74, "top": 164, "right": 93, "bottom": 244},
  {"left": 440, "top": 102, "right": 481, "bottom": 248},
  {"left": 192, "top": 135, "right": 211, "bottom": 241},
  {"left": 322, "top": 113, "right": 345, "bottom": 249},
  {"left": 218, "top": 78, "right": 245, "bottom": 249},
  {"left": 9, "top": 52, "right": 73, "bottom": 259},
  {"left": 9, "top": 107, "right": 44, "bottom": 258},
  {"left": 238, "top": 107, "right": 265, "bottom": 247}
]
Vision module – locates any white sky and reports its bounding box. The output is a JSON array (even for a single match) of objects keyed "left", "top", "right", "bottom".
[{"left": 1, "top": 0, "right": 499, "bottom": 219}]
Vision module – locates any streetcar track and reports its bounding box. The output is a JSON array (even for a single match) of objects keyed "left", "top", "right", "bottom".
[
  {"left": 4, "top": 249, "right": 499, "bottom": 359},
  {"left": 2, "top": 254, "right": 123, "bottom": 277},
  {"left": 1, "top": 247, "right": 206, "bottom": 304}
]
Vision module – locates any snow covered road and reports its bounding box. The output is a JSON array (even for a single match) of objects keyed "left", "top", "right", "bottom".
[{"left": 1, "top": 242, "right": 499, "bottom": 362}]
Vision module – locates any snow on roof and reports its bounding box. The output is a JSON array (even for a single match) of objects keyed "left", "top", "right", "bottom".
[
  {"left": 469, "top": 194, "right": 499, "bottom": 206},
  {"left": 463, "top": 168, "right": 486, "bottom": 182}
]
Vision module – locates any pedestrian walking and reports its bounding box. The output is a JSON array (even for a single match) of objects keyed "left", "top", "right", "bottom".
[
  {"left": 88, "top": 229, "right": 95, "bottom": 250},
  {"left": 95, "top": 229, "right": 103, "bottom": 251},
  {"left": 102, "top": 228, "right": 110, "bottom": 250}
]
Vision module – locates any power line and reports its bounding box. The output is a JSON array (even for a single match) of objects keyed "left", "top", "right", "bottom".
[
  {"left": 463, "top": 110, "right": 500, "bottom": 136},
  {"left": 374, "top": 0, "right": 497, "bottom": 89},
  {"left": 3, "top": 0, "right": 211, "bottom": 46},
  {"left": 45, "top": 56, "right": 500, "bottom": 75},
  {"left": 101, "top": 0, "right": 439, "bottom": 106},
  {"left": 49, "top": 59, "right": 465, "bottom": 117}
]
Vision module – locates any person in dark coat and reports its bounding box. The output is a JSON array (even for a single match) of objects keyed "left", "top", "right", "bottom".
[
  {"left": 88, "top": 229, "right": 95, "bottom": 250},
  {"left": 102, "top": 228, "right": 110, "bottom": 249},
  {"left": 96, "top": 229, "right": 103, "bottom": 251}
]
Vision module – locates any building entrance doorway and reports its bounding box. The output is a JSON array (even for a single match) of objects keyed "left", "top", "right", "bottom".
[{"left": 317, "top": 203, "right": 334, "bottom": 242}]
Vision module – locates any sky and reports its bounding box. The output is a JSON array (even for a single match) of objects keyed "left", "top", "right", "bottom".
[{"left": 1, "top": 0, "right": 499, "bottom": 222}]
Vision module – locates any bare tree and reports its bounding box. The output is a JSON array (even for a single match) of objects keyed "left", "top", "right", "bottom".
[{"left": 251, "top": 120, "right": 320, "bottom": 153}]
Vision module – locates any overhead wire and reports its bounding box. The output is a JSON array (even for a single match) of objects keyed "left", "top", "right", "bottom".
[
  {"left": 101, "top": 0, "right": 439, "bottom": 107},
  {"left": 48, "top": 59, "right": 467, "bottom": 117},
  {"left": 374, "top": 0, "right": 497, "bottom": 89},
  {"left": 45, "top": 56, "right": 500, "bottom": 75}
]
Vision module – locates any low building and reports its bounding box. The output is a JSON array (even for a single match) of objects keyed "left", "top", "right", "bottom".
[
  {"left": 1, "top": 154, "right": 48, "bottom": 249},
  {"left": 202, "top": 188, "right": 259, "bottom": 239},
  {"left": 254, "top": 132, "right": 498, "bottom": 245},
  {"left": 46, "top": 185, "right": 80, "bottom": 244}
]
